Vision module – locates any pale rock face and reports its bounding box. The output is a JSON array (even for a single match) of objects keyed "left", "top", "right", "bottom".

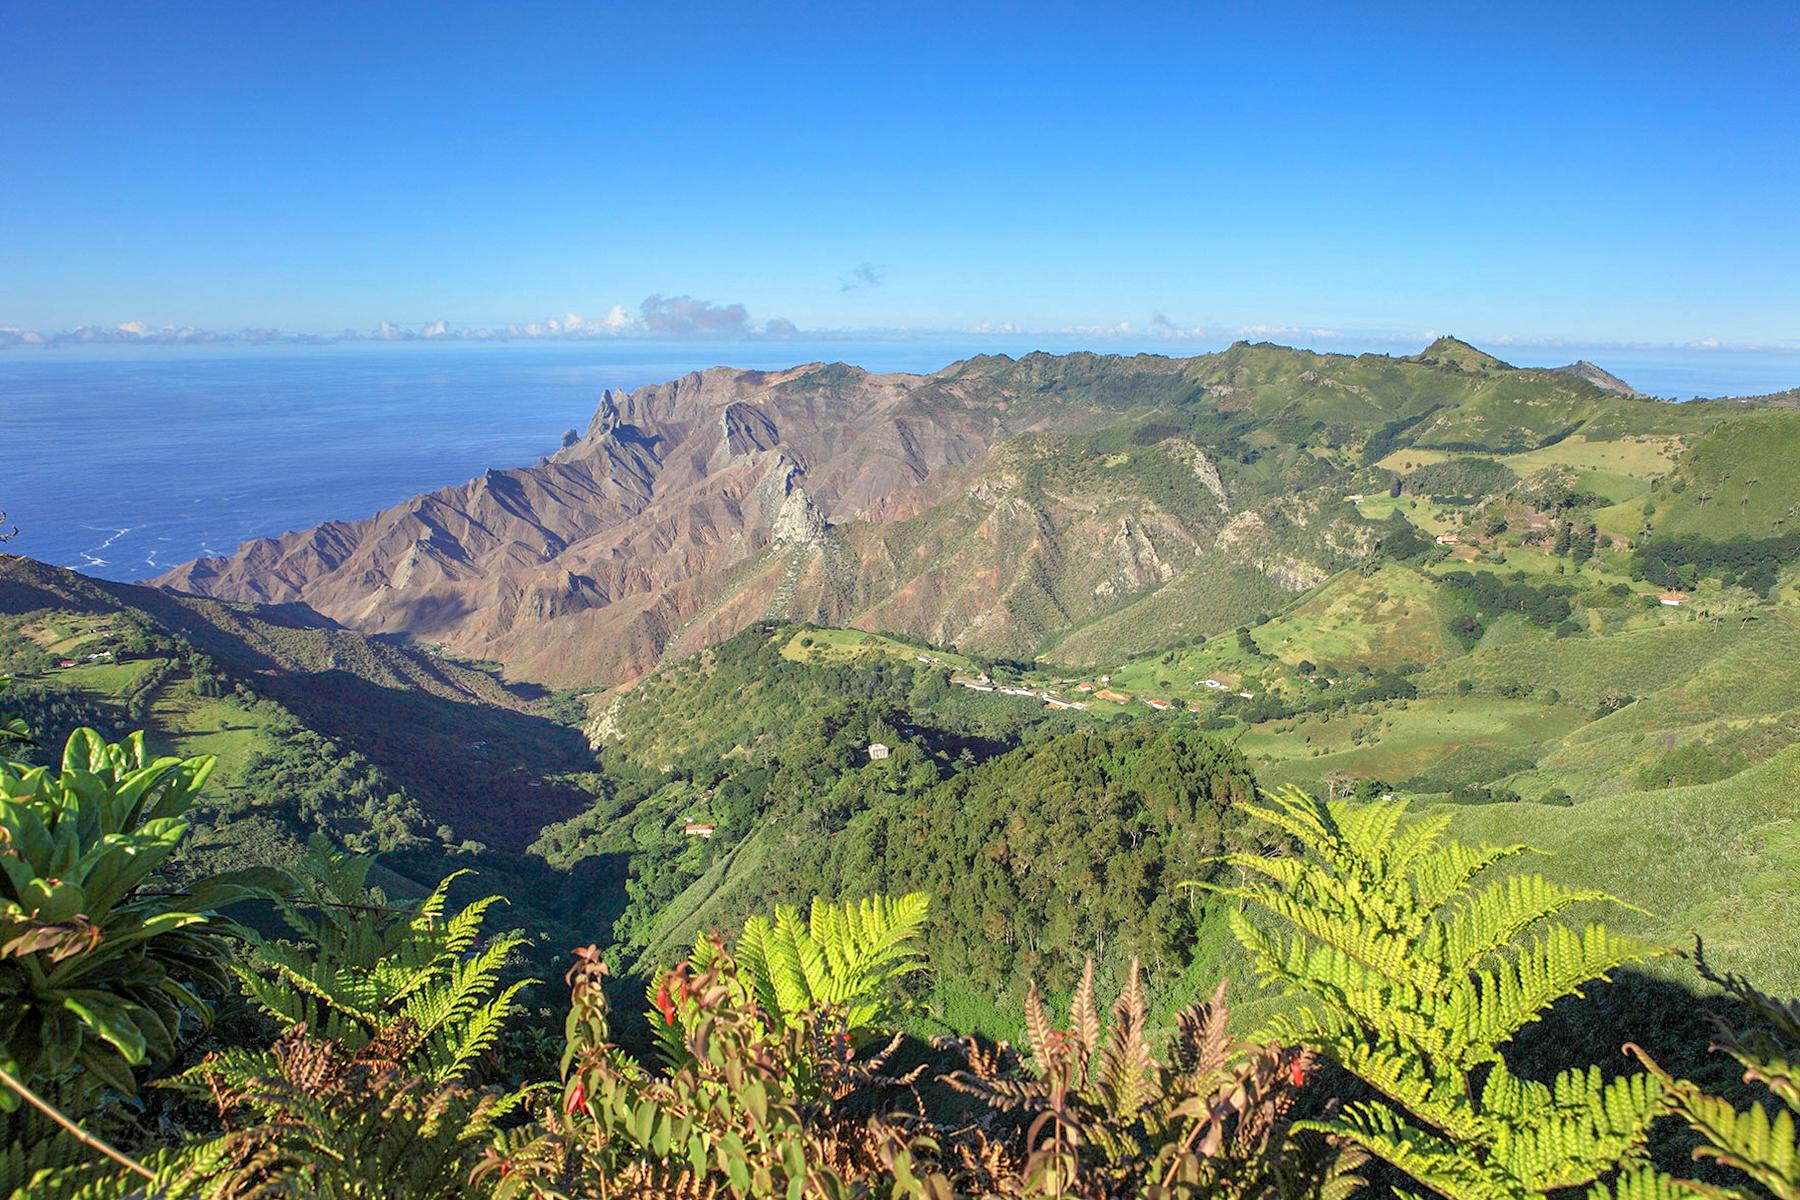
[
  {"left": 1264, "top": 555, "right": 1327, "bottom": 592},
  {"left": 772, "top": 488, "right": 828, "bottom": 548},
  {"left": 1215, "top": 510, "right": 1269, "bottom": 551},
  {"left": 1094, "top": 518, "right": 1176, "bottom": 598},
  {"left": 1164, "top": 439, "right": 1230, "bottom": 512}
]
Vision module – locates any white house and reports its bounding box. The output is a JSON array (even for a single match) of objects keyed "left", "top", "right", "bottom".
[{"left": 867, "top": 743, "right": 891, "bottom": 761}]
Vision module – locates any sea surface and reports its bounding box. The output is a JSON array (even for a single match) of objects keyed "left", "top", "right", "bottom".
[{"left": 3, "top": 338, "right": 1796, "bottom": 584}]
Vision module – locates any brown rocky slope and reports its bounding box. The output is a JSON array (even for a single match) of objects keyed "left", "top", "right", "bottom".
[{"left": 157, "top": 343, "right": 1693, "bottom": 687}]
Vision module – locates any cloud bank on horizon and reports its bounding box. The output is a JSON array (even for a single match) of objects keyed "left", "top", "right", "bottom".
[{"left": 1, "top": 296, "right": 1792, "bottom": 356}]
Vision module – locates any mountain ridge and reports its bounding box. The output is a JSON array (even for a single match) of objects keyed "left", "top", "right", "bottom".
[{"left": 153, "top": 341, "right": 1743, "bottom": 687}]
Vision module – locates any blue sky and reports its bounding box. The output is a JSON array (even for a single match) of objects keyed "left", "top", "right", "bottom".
[{"left": 4, "top": 1, "right": 1796, "bottom": 348}]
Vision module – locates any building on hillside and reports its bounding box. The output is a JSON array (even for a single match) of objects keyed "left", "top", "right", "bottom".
[
  {"left": 1146, "top": 698, "right": 1171, "bottom": 710},
  {"left": 867, "top": 742, "right": 891, "bottom": 761},
  {"left": 1658, "top": 592, "right": 1687, "bottom": 607},
  {"left": 1075, "top": 682, "right": 1093, "bottom": 692},
  {"left": 1435, "top": 533, "right": 1461, "bottom": 545},
  {"left": 683, "top": 822, "right": 716, "bottom": 838}
]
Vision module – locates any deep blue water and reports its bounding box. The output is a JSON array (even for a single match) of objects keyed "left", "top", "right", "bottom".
[{"left": 3, "top": 339, "right": 1795, "bottom": 583}]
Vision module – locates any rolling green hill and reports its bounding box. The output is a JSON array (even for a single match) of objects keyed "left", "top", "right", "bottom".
[{"left": 1640, "top": 410, "right": 1800, "bottom": 539}]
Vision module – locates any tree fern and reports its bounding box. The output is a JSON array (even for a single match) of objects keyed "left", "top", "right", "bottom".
[
  {"left": 1201, "top": 785, "right": 1669, "bottom": 1199},
  {"left": 232, "top": 835, "right": 529, "bottom": 1084},
  {"left": 667, "top": 891, "right": 929, "bottom": 1039}
]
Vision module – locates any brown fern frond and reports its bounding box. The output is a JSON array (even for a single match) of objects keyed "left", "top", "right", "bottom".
[
  {"left": 1069, "top": 957, "right": 1102, "bottom": 1076},
  {"left": 1097, "top": 958, "right": 1158, "bottom": 1120}
]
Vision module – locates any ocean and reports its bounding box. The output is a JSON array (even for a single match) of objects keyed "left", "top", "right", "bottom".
[{"left": 3, "top": 338, "right": 1795, "bottom": 584}]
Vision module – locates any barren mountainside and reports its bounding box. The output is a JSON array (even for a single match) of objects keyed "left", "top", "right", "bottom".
[{"left": 156, "top": 340, "right": 1727, "bottom": 686}]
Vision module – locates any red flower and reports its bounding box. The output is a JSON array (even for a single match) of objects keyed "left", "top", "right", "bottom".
[
  {"left": 656, "top": 979, "right": 676, "bottom": 1027},
  {"left": 1288, "top": 1060, "right": 1307, "bottom": 1088},
  {"left": 565, "top": 1080, "right": 587, "bottom": 1112}
]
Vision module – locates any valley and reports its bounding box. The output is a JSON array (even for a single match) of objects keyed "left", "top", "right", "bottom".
[{"left": 10, "top": 337, "right": 1800, "bottom": 1019}]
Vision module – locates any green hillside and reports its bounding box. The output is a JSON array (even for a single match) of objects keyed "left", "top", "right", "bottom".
[
  {"left": 1444, "top": 744, "right": 1800, "bottom": 991},
  {"left": 1641, "top": 410, "right": 1800, "bottom": 539}
]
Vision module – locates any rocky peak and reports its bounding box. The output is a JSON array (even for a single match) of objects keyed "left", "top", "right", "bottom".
[
  {"left": 593, "top": 388, "right": 624, "bottom": 435},
  {"left": 1408, "top": 336, "right": 1512, "bottom": 373},
  {"left": 1553, "top": 360, "right": 1642, "bottom": 397},
  {"left": 772, "top": 487, "right": 828, "bottom": 548}
]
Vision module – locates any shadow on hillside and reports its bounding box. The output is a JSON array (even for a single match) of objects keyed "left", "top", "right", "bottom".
[
  {"left": 1505, "top": 965, "right": 1762, "bottom": 1180},
  {"left": 254, "top": 667, "right": 595, "bottom": 853},
  {"left": 10, "top": 570, "right": 603, "bottom": 853}
]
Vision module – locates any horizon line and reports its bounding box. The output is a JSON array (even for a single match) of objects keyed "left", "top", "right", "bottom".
[{"left": 3, "top": 317, "right": 1798, "bottom": 359}]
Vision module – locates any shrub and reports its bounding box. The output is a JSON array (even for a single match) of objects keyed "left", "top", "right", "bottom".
[
  {"left": 0, "top": 731, "right": 284, "bottom": 1104},
  {"left": 0, "top": 728, "right": 287, "bottom": 1194}
]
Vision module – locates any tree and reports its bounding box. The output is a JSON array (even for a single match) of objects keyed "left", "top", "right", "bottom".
[
  {"left": 1554, "top": 522, "right": 1573, "bottom": 555},
  {"left": 1573, "top": 521, "right": 1599, "bottom": 564},
  {"left": 1202, "top": 786, "right": 1668, "bottom": 1200}
]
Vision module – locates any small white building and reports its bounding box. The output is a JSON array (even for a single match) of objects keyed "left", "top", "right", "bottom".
[
  {"left": 867, "top": 743, "right": 891, "bottom": 761},
  {"left": 683, "top": 822, "right": 716, "bottom": 838}
]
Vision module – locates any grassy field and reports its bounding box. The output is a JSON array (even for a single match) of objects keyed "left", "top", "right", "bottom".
[
  {"left": 147, "top": 692, "right": 280, "bottom": 784},
  {"left": 55, "top": 657, "right": 160, "bottom": 695},
  {"left": 1418, "top": 617, "right": 1783, "bottom": 707},
  {"left": 1246, "top": 696, "right": 1583, "bottom": 790},
  {"left": 1251, "top": 563, "right": 1454, "bottom": 669},
  {"left": 1377, "top": 434, "right": 1679, "bottom": 484},
  {"left": 1644, "top": 411, "right": 1800, "bottom": 539},
  {"left": 780, "top": 627, "right": 978, "bottom": 673},
  {"left": 1499, "top": 434, "right": 1682, "bottom": 479},
  {"left": 1443, "top": 744, "right": 1800, "bottom": 992},
  {"left": 1106, "top": 634, "right": 1293, "bottom": 709}
]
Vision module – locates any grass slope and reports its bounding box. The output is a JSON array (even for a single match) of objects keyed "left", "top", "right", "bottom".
[
  {"left": 1442, "top": 744, "right": 1800, "bottom": 991},
  {"left": 1646, "top": 411, "right": 1800, "bottom": 539}
]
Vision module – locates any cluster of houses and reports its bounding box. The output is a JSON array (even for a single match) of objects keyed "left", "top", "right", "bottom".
[
  {"left": 56, "top": 650, "right": 115, "bottom": 669},
  {"left": 947, "top": 671, "right": 1092, "bottom": 711}
]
